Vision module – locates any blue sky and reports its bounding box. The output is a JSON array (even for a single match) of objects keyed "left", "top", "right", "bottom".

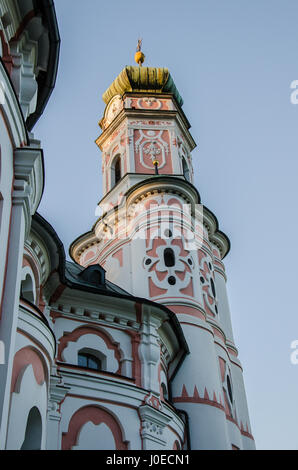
[{"left": 35, "top": 0, "right": 298, "bottom": 450}]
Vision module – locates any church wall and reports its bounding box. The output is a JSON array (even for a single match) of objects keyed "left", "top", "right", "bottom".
[
  {"left": 213, "top": 267, "right": 235, "bottom": 344},
  {"left": 44, "top": 291, "right": 186, "bottom": 450},
  {"left": 0, "top": 0, "right": 255, "bottom": 447},
  {"left": 70, "top": 63, "right": 255, "bottom": 447},
  {"left": 0, "top": 57, "right": 30, "bottom": 447},
  {"left": 0, "top": 102, "right": 13, "bottom": 314},
  {"left": 5, "top": 304, "right": 55, "bottom": 449},
  {"left": 229, "top": 359, "right": 254, "bottom": 449}
]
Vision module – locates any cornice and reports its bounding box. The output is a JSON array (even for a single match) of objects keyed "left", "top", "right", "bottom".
[
  {"left": 96, "top": 107, "right": 196, "bottom": 153},
  {"left": 70, "top": 175, "right": 230, "bottom": 261},
  {"left": 102, "top": 66, "right": 183, "bottom": 107},
  {"left": 202, "top": 206, "right": 230, "bottom": 259},
  {"left": 13, "top": 146, "right": 44, "bottom": 238},
  {"left": 0, "top": 58, "right": 28, "bottom": 146}
]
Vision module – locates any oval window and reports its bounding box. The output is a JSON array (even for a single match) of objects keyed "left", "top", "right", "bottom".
[
  {"left": 164, "top": 248, "right": 175, "bottom": 267},
  {"left": 210, "top": 278, "right": 216, "bottom": 298}
]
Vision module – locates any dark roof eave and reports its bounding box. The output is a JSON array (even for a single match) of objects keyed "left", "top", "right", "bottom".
[
  {"left": 62, "top": 275, "right": 190, "bottom": 355},
  {"left": 26, "top": 0, "right": 60, "bottom": 131},
  {"left": 0, "top": 56, "right": 29, "bottom": 144}
]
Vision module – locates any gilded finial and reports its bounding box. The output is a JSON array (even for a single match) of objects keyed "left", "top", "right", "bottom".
[
  {"left": 135, "top": 38, "right": 145, "bottom": 66},
  {"left": 153, "top": 159, "right": 159, "bottom": 175}
]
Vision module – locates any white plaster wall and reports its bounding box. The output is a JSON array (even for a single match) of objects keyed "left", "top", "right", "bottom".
[
  {"left": 0, "top": 203, "right": 26, "bottom": 448},
  {"left": 6, "top": 364, "right": 47, "bottom": 449},
  {"left": 73, "top": 422, "right": 116, "bottom": 450},
  {"left": 5, "top": 324, "right": 53, "bottom": 450},
  {"left": 0, "top": 58, "right": 32, "bottom": 447},
  {"left": 175, "top": 402, "right": 230, "bottom": 450},
  {"left": 160, "top": 369, "right": 168, "bottom": 398},
  {"left": 20, "top": 265, "right": 37, "bottom": 303},
  {"left": 230, "top": 361, "right": 255, "bottom": 449},
  {"left": 53, "top": 319, "right": 132, "bottom": 376},
  {"left": 171, "top": 316, "right": 232, "bottom": 450},
  {"left": 172, "top": 316, "right": 223, "bottom": 398},
  {"left": 17, "top": 309, "right": 55, "bottom": 362},
  {"left": 60, "top": 398, "right": 141, "bottom": 450},
  {"left": 242, "top": 434, "right": 256, "bottom": 450},
  {"left": 161, "top": 425, "right": 183, "bottom": 450},
  {"left": 226, "top": 419, "right": 243, "bottom": 450},
  {"left": 214, "top": 270, "right": 235, "bottom": 343},
  {"left": 62, "top": 333, "right": 118, "bottom": 373},
  {"left": 0, "top": 89, "right": 13, "bottom": 308},
  {"left": 99, "top": 190, "right": 202, "bottom": 303},
  {"left": 139, "top": 313, "right": 162, "bottom": 395}
]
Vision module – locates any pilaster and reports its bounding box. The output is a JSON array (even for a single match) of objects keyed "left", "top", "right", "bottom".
[
  {"left": 0, "top": 145, "right": 43, "bottom": 448},
  {"left": 47, "top": 369, "right": 70, "bottom": 450},
  {"left": 139, "top": 404, "right": 171, "bottom": 450}
]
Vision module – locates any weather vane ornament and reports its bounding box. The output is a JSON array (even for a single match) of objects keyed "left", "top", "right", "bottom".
[{"left": 135, "top": 38, "right": 145, "bottom": 66}]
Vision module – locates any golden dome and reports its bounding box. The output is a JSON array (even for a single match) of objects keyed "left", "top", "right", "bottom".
[{"left": 102, "top": 66, "right": 184, "bottom": 107}]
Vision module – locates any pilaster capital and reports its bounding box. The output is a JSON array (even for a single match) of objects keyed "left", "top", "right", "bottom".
[
  {"left": 139, "top": 404, "right": 171, "bottom": 447},
  {"left": 48, "top": 372, "right": 70, "bottom": 420},
  {"left": 13, "top": 146, "right": 44, "bottom": 237}
]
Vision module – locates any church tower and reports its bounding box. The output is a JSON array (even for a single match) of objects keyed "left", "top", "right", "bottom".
[{"left": 70, "top": 49, "right": 255, "bottom": 450}]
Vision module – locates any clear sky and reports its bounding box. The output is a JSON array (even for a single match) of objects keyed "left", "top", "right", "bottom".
[{"left": 35, "top": 0, "right": 298, "bottom": 450}]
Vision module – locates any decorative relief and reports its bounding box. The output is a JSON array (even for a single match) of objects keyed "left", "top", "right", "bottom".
[
  {"left": 143, "top": 140, "right": 161, "bottom": 163},
  {"left": 102, "top": 126, "right": 127, "bottom": 191},
  {"left": 137, "top": 97, "right": 162, "bottom": 110},
  {"left": 9, "top": 16, "right": 50, "bottom": 120},
  {"left": 144, "top": 206, "right": 195, "bottom": 298},
  {"left": 143, "top": 392, "right": 163, "bottom": 410},
  {"left": 172, "top": 384, "right": 225, "bottom": 411},
  {"left": 102, "top": 94, "right": 123, "bottom": 129},
  {"left": 218, "top": 357, "right": 235, "bottom": 419},
  {"left": 139, "top": 404, "right": 171, "bottom": 446},
  {"left": 134, "top": 129, "right": 169, "bottom": 170},
  {"left": 102, "top": 123, "right": 127, "bottom": 150},
  {"left": 142, "top": 420, "right": 163, "bottom": 436},
  {"left": 129, "top": 120, "right": 173, "bottom": 127},
  {"left": 198, "top": 251, "right": 218, "bottom": 316},
  {"left": 125, "top": 97, "right": 173, "bottom": 111}
]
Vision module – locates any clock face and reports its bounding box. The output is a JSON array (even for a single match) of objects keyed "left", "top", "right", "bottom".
[{"left": 105, "top": 95, "right": 123, "bottom": 127}]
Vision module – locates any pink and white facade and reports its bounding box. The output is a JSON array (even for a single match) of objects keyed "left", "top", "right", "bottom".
[
  {"left": 0, "top": 0, "right": 59, "bottom": 450},
  {"left": 70, "top": 66, "right": 255, "bottom": 450},
  {"left": 0, "top": 1, "right": 254, "bottom": 451}
]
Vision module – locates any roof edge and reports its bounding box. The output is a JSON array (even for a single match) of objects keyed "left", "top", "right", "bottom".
[
  {"left": 102, "top": 66, "right": 183, "bottom": 107},
  {"left": 26, "top": 0, "right": 61, "bottom": 130}
]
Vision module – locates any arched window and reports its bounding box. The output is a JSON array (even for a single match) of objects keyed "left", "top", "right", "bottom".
[
  {"left": 21, "top": 407, "right": 42, "bottom": 450},
  {"left": 111, "top": 155, "right": 122, "bottom": 188},
  {"left": 78, "top": 350, "right": 102, "bottom": 371},
  {"left": 161, "top": 382, "right": 168, "bottom": 400},
  {"left": 227, "top": 374, "right": 233, "bottom": 403},
  {"left": 115, "top": 157, "right": 121, "bottom": 183},
  {"left": 21, "top": 273, "right": 35, "bottom": 304},
  {"left": 173, "top": 440, "right": 181, "bottom": 450},
  {"left": 182, "top": 156, "right": 190, "bottom": 181}
]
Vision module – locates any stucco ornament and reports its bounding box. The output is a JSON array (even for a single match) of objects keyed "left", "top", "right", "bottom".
[
  {"left": 104, "top": 94, "right": 123, "bottom": 127},
  {"left": 198, "top": 251, "right": 218, "bottom": 316},
  {"left": 145, "top": 227, "right": 194, "bottom": 296}
]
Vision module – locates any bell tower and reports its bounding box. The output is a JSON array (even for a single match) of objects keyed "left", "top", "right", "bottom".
[
  {"left": 96, "top": 65, "right": 195, "bottom": 198},
  {"left": 70, "top": 47, "right": 255, "bottom": 450}
]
